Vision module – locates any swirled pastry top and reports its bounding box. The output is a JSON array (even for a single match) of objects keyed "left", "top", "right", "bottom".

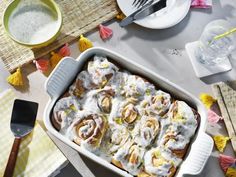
[{"left": 51, "top": 55, "right": 199, "bottom": 177}]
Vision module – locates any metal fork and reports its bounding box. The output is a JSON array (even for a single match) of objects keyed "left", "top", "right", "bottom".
[{"left": 132, "top": 0, "right": 153, "bottom": 8}]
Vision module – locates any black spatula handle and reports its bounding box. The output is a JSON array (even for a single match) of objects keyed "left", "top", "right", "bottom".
[{"left": 4, "top": 137, "right": 21, "bottom": 177}]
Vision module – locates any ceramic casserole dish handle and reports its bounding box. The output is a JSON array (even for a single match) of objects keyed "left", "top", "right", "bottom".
[
  {"left": 44, "top": 47, "right": 213, "bottom": 177},
  {"left": 177, "top": 132, "right": 213, "bottom": 176},
  {"left": 45, "top": 57, "right": 80, "bottom": 99}
]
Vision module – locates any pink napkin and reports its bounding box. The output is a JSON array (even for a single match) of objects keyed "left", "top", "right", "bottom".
[{"left": 191, "top": 0, "right": 212, "bottom": 8}]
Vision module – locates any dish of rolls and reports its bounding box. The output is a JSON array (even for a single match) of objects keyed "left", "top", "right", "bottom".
[{"left": 51, "top": 55, "right": 199, "bottom": 177}]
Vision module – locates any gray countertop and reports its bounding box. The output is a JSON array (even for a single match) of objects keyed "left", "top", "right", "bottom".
[{"left": 0, "top": 0, "right": 236, "bottom": 177}]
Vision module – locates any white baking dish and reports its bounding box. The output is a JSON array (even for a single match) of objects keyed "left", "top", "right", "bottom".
[{"left": 44, "top": 47, "right": 213, "bottom": 177}]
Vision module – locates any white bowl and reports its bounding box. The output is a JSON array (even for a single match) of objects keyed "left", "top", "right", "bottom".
[{"left": 44, "top": 47, "right": 213, "bottom": 177}]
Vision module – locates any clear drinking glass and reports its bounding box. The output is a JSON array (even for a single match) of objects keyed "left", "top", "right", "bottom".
[{"left": 196, "top": 20, "right": 236, "bottom": 66}]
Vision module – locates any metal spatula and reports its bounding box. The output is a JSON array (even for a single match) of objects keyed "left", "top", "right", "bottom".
[{"left": 4, "top": 99, "right": 38, "bottom": 177}]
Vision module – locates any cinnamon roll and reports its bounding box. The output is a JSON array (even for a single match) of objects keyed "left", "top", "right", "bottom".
[
  {"left": 133, "top": 116, "right": 160, "bottom": 148},
  {"left": 139, "top": 147, "right": 182, "bottom": 177},
  {"left": 109, "top": 98, "right": 140, "bottom": 127},
  {"left": 112, "top": 140, "right": 145, "bottom": 175},
  {"left": 140, "top": 90, "right": 172, "bottom": 117},
  {"left": 87, "top": 55, "right": 119, "bottom": 88},
  {"left": 52, "top": 96, "right": 80, "bottom": 131},
  {"left": 69, "top": 71, "right": 95, "bottom": 98},
  {"left": 107, "top": 71, "right": 130, "bottom": 95},
  {"left": 105, "top": 125, "right": 131, "bottom": 155},
  {"left": 83, "top": 87, "right": 115, "bottom": 113},
  {"left": 156, "top": 101, "right": 198, "bottom": 158},
  {"left": 160, "top": 125, "right": 190, "bottom": 158},
  {"left": 96, "top": 87, "right": 115, "bottom": 113},
  {"left": 67, "top": 111, "right": 108, "bottom": 151},
  {"left": 168, "top": 101, "right": 198, "bottom": 125},
  {"left": 122, "top": 75, "right": 155, "bottom": 99}
]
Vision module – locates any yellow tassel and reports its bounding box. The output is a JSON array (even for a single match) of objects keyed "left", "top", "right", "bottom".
[
  {"left": 116, "top": 12, "right": 126, "bottom": 20},
  {"left": 226, "top": 167, "right": 236, "bottom": 177},
  {"left": 50, "top": 52, "right": 63, "bottom": 68},
  {"left": 199, "top": 93, "right": 216, "bottom": 109},
  {"left": 7, "top": 68, "right": 24, "bottom": 86},
  {"left": 213, "top": 135, "right": 230, "bottom": 152},
  {"left": 78, "top": 34, "right": 93, "bottom": 52}
]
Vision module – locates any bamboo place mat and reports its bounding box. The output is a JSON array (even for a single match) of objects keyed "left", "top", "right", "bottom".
[
  {"left": 0, "top": 0, "right": 118, "bottom": 72},
  {"left": 212, "top": 81, "right": 236, "bottom": 154}
]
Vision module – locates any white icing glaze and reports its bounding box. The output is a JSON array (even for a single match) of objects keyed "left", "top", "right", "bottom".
[
  {"left": 108, "top": 97, "right": 122, "bottom": 124},
  {"left": 132, "top": 115, "right": 160, "bottom": 148},
  {"left": 107, "top": 71, "right": 130, "bottom": 95},
  {"left": 53, "top": 96, "right": 80, "bottom": 133},
  {"left": 158, "top": 101, "right": 198, "bottom": 151},
  {"left": 53, "top": 55, "right": 199, "bottom": 177},
  {"left": 139, "top": 90, "right": 172, "bottom": 116},
  {"left": 69, "top": 71, "right": 95, "bottom": 98},
  {"left": 87, "top": 55, "right": 119, "bottom": 86},
  {"left": 78, "top": 71, "right": 95, "bottom": 89},
  {"left": 144, "top": 147, "right": 182, "bottom": 177},
  {"left": 66, "top": 111, "right": 107, "bottom": 152},
  {"left": 82, "top": 89, "right": 101, "bottom": 113},
  {"left": 113, "top": 140, "right": 145, "bottom": 175},
  {"left": 101, "top": 125, "right": 131, "bottom": 155},
  {"left": 108, "top": 98, "right": 139, "bottom": 127},
  {"left": 122, "top": 75, "right": 155, "bottom": 99},
  {"left": 169, "top": 101, "right": 196, "bottom": 124}
]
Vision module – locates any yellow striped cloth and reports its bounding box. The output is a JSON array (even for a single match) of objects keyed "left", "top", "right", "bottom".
[{"left": 0, "top": 89, "right": 67, "bottom": 177}]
